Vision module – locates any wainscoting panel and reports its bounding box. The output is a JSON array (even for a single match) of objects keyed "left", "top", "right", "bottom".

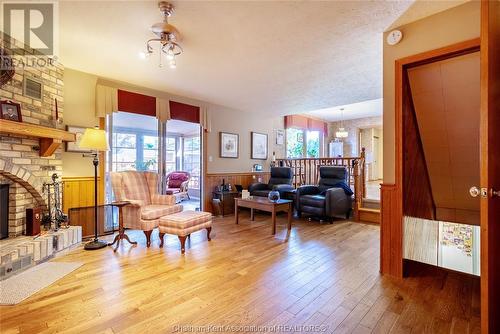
[
  {"left": 203, "top": 172, "right": 270, "bottom": 213},
  {"left": 62, "top": 177, "right": 104, "bottom": 213},
  {"left": 403, "top": 216, "right": 439, "bottom": 265},
  {"left": 380, "top": 183, "right": 403, "bottom": 278},
  {"left": 67, "top": 205, "right": 116, "bottom": 239}
]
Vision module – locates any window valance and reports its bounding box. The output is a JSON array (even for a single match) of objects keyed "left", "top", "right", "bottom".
[
  {"left": 95, "top": 84, "right": 118, "bottom": 117},
  {"left": 284, "top": 115, "right": 328, "bottom": 134},
  {"left": 95, "top": 84, "right": 211, "bottom": 131}
]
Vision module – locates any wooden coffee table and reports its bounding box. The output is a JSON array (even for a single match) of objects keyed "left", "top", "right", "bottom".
[{"left": 234, "top": 197, "right": 293, "bottom": 235}]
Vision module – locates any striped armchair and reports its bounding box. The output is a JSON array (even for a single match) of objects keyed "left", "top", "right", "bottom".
[{"left": 110, "top": 171, "right": 183, "bottom": 247}]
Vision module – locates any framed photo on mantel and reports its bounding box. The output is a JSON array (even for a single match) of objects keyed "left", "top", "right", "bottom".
[
  {"left": 220, "top": 132, "right": 239, "bottom": 158},
  {"left": 251, "top": 132, "right": 268, "bottom": 160},
  {"left": 0, "top": 100, "right": 22, "bottom": 122}
]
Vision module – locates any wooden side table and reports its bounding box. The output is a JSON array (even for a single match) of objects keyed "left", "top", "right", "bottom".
[
  {"left": 212, "top": 191, "right": 240, "bottom": 216},
  {"left": 107, "top": 201, "right": 137, "bottom": 251}
]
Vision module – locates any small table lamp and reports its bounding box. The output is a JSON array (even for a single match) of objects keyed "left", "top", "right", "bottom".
[{"left": 79, "top": 126, "right": 109, "bottom": 250}]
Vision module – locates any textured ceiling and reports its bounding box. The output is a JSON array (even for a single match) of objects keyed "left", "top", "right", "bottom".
[
  {"left": 59, "top": 0, "right": 416, "bottom": 116},
  {"left": 387, "top": 0, "right": 469, "bottom": 30},
  {"left": 304, "top": 98, "right": 382, "bottom": 122}
]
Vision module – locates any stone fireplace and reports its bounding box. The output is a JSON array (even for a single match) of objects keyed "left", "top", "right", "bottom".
[{"left": 1, "top": 35, "right": 64, "bottom": 237}]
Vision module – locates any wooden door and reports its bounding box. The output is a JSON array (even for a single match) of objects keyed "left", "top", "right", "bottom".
[{"left": 480, "top": 0, "right": 500, "bottom": 332}]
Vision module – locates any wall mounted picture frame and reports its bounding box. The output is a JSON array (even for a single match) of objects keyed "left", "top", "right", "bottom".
[
  {"left": 0, "top": 100, "right": 22, "bottom": 122},
  {"left": 276, "top": 129, "right": 285, "bottom": 145},
  {"left": 66, "top": 126, "right": 92, "bottom": 153},
  {"left": 251, "top": 132, "right": 268, "bottom": 160},
  {"left": 0, "top": 48, "right": 15, "bottom": 87},
  {"left": 220, "top": 132, "right": 239, "bottom": 158}
]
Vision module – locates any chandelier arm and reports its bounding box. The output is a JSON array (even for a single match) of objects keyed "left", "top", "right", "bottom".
[
  {"left": 147, "top": 38, "right": 164, "bottom": 45},
  {"left": 161, "top": 42, "right": 183, "bottom": 56}
]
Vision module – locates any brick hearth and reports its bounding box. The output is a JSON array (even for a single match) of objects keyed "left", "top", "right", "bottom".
[{"left": 0, "top": 35, "right": 64, "bottom": 237}]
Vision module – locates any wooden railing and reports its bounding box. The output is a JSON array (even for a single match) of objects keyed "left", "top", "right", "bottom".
[{"left": 276, "top": 148, "right": 366, "bottom": 220}]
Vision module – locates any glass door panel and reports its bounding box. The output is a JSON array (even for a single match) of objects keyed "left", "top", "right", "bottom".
[
  {"left": 165, "top": 137, "right": 177, "bottom": 173},
  {"left": 110, "top": 112, "right": 159, "bottom": 172},
  {"left": 166, "top": 119, "right": 202, "bottom": 209},
  {"left": 183, "top": 136, "right": 201, "bottom": 191}
]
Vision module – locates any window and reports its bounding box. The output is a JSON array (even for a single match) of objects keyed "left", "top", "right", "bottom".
[
  {"left": 110, "top": 112, "right": 159, "bottom": 172},
  {"left": 183, "top": 136, "right": 200, "bottom": 189},
  {"left": 306, "top": 130, "right": 320, "bottom": 158},
  {"left": 286, "top": 128, "right": 304, "bottom": 158},
  {"left": 286, "top": 128, "right": 322, "bottom": 158},
  {"left": 141, "top": 135, "right": 158, "bottom": 171},
  {"left": 112, "top": 132, "right": 137, "bottom": 171}
]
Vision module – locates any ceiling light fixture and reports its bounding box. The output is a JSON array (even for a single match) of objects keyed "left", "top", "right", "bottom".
[
  {"left": 140, "top": 1, "right": 182, "bottom": 68},
  {"left": 335, "top": 108, "right": 349, "bottom": 138}
]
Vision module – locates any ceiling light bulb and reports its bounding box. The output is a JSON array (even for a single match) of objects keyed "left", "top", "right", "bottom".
[
  {"left": 169, "top": 60, "right": 176, "bottom": 69},
  {"left": 139, "top": 51, "right": 147, "bottom": 59},
  {"left": 167, "top": 53, "right": 174, "bottom": 60}
]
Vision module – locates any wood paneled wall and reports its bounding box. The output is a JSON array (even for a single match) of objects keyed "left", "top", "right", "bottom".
[
  {"left": 402, "top": 71, "right": 436, "bottom": 220},
  {"left": 380, "top": 183, "right": 402, "bottom": 278},
  {"left": 203, "top": 172, "right": 270, "bottom": 213},
  {"left": 62, "top": 177, "right": 104, "bottom": 213},
  {"left": 67, "top": 205, "right": 115, "bottom": 239}
]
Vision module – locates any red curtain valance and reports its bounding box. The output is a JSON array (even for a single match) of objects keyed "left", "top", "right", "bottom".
[
  {"left": 285, "top": 115, "right": 308, "bottom": 129},
  {"left": 285, "top": 115, "right": 328, "bottom": 134},
  {"left": 117, "top": 90, "right": 201, "bottom": 124},
  {"left": 169, "top": 101, "right": 200, "bottom": 124},
  {"left": 117, "top": 90, "right": 156, "bottom": 117}
]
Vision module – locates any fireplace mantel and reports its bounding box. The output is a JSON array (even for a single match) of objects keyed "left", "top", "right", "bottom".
[{"left": 0, "top": 119, "right": 76, "bottom": 157}]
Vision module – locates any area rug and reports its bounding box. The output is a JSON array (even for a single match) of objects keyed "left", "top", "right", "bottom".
[{"left": 0, "top": 262, "right": 83, "bottom": 305}]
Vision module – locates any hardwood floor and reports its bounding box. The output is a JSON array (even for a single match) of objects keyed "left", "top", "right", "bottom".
[{"left": 0, "top": 213, "right": 480, "bottom": 333}]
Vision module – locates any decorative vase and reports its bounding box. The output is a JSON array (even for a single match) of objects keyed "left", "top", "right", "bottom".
[{"left": 268, "top": 190, "right": 280, "bottom": 202}]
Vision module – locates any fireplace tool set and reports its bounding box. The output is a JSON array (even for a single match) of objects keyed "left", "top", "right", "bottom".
[{"left": 41, "top": 173, "right": 68, "bottom": 232}]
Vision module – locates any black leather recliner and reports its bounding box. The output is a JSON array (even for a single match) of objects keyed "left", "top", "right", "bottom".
[
  {"left": 296, "top": 166, "right": 353, "bottom": 220},
  {"left": 249, "top": 167, "right": 294, "bottom": 198}
]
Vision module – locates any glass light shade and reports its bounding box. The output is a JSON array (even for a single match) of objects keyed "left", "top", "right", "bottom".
[
  {"left": 335, "top": 128, "right": 348, "bottom": 138},
  {"left": 79, "top": 128, "right": 109, "bottom": 151}
]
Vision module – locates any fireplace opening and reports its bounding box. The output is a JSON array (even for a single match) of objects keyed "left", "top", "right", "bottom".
[{"left": 0, "top": 184, "right": 9, "bottom": 239}]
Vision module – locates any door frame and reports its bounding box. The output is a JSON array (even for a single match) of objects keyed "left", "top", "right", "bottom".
[
  {"left": 479, "top": 1, "right": 500, "bottom": 332},
  {"left": 380, "top": 38, "right": 481, "bottom": 278}
]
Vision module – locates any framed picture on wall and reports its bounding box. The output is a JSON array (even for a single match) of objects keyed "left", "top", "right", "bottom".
[
  {"left": 276, "top": 129, "right": 285, "bottom": 145},
  {"left": 220, "top": 132, "right": 239, "bottom": 158},
  {"left": 297, "top": 132, "right": 304, "bottom": 143},
  {"left": 251, "top": 132, "right": 268, "bottom": 160},
  {"left": 0, "top": 100, "right": 22, "bottom": 122},
  {"left": 66, "top": 126, "right": 92, "bottom": 153}
]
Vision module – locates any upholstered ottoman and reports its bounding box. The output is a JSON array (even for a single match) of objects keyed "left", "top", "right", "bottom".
[{"left": 158, "top": 211, "right": 212, "bottom": 253}]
